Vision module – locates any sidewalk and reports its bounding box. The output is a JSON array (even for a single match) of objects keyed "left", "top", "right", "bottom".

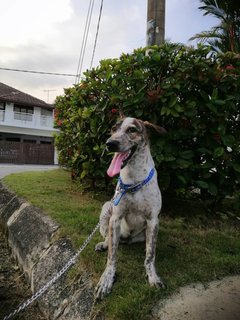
[{"left": 0, "top": 164, "right": 59, "bottom": 179}]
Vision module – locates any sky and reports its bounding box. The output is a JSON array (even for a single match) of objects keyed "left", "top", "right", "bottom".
[{"left": 0, "top": 0, "right": 218, "bottom": 104}]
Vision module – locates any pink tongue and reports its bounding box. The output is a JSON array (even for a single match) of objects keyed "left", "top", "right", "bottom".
[{"left": 107, "top": 152, "right": 128, "bottom": 177}]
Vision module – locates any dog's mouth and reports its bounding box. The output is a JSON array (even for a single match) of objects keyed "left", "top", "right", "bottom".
[{"left": 107, "top": 146, "right": 136, "bottom": 177}]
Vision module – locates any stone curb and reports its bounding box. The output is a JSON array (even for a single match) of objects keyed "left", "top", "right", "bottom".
[{"left": 0, "top": 181, "right": 95, "bottom": 320}]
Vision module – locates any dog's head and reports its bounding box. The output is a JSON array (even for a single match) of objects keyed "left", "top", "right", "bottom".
[{"left": 106, "top": 117, "right": 166, "bottom": 177}]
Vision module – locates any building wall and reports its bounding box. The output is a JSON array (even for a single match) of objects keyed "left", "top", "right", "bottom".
[
  {"left": 0, "top": 102, "right": 59, "bottom": 164},
  {"left": 0, "top": 102, "right": 57, "bottom": 134}
]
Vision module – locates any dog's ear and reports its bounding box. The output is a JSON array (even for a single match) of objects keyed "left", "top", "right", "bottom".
[
  {"left": 143, "top": 121, "right": 167, "bottom": 135},
  {"left": 119, "top": 110, "right": 125, "bottom": 119}
]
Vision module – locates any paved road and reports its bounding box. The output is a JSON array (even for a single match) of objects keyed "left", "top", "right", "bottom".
[{"left": 0, "top": 164, "right": 59, "bottom": 179}]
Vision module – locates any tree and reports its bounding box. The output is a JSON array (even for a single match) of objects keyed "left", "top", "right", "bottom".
[{"left": 190, "top": 0, "right": 240, "bottom": 53}]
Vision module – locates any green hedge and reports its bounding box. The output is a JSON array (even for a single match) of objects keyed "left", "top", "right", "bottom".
[{"left": 55, "top": 43, "right": 240, "bottom": 200}]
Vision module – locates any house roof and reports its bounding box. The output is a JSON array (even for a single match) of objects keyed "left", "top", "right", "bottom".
[{"left": 0, "top": 82, "right": 54, "bottom": 109}]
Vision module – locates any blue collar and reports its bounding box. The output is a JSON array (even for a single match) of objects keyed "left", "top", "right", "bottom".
[{"left": 112, "top": 168, "right": 155, "bottom": 206}]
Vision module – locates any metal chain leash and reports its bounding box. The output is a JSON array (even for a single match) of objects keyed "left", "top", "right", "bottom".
[
  {"left": 2, "top": 170, "right": 151, "bottom": 319},
  {"left": 2, "top": 221, "right": 101, "bottom": 320}
]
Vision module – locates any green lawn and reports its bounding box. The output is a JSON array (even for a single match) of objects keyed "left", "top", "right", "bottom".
[{"left": 3, "top": 169, "right": 240, "bottom": 320}]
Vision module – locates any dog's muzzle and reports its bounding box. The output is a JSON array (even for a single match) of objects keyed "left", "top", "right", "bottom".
[{"left": 106, "top": 139, "right": 120, "bottom": 152}]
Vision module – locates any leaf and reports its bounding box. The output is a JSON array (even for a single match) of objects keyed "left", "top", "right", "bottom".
[
  {"left": 208, "top": 182, "right": 218, "bottom": 196},
  {"left": 175, "top": 104, "right": 184, "bottom": 112},
  {"left": 111, "top": 79, "right": 117, "bottom": 87},
  {"left": 174, "top": 83, "right": 181, "bottom": 90},
  {"left": 211, "top": 87, "right": 218, "bottom": 99},
  {"left": 206, "top": 102, "right": 217, "bottom": 113},
  {"left": 176, "top": 159, "right": 191, "bottom": 168},
  {"left": 133, "top": 70, "right": 144, "bottom": 78},
  {"left": 164, "top": 156, "right": 176, "bottom": 162},
  {"left": 222, "top": 135, "right": 235, "bottom": 147},
  {"left": 160, "top": 106, "right": 168, "bottom": 115},
  {"left": 135, "top": 109, "right": 143, "bottom": 117},
  {"left": 200, "top": 90, "right": 210, "bottom": 101},
  {"left": 217, "top": 124, "right": 226, "bottom": 135},
  {"left": 169, "top": 96, "right": 178, "bottom": 108},
  {"left": 171, "top": 109, "right": 179, "bottom": 117},
  {"left": 213, "top": 147, "right": 224, "bottom": 158},
  {"left": 106, "top": 70, "right": 112, "bottom": 81},
  {"left": 184, "top": 109, "right": 197, "bottom": 117},
  {"left": 196, "top": 180, "right": 209, "bottom": 189},
  {"left": 80, "top": 170, "right": 87, "bottom": 179},
  {"left": 159, "top": 172, "right": 171, "bottom": 190},
  {"left": 215, "top": 99, "right": 225, "bottom": 106},
  {"left": 152, "top": 53, "right": 161, "bottom": 62},
  {"left": 177, "top": 175, "right": 187, "bottom": 184},
  {"left": 180, "top": 150, "right": 194, "bottom": 159},
  {"left": 93, "top": 145, "right": 99, "bottom": 151},
  {"left": 233, "top": 163, "right": 240, "bottom": 173}
]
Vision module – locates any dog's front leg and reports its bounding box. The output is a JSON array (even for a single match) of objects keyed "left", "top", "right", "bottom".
[
  {"left": 95, "top": 213, "right": 121, "bottom": 299},
  {"left": 145, "top": 218, "right": 165, "bottom": 288}
]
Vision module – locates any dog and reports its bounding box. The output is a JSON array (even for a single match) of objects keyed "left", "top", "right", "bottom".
[{"left": 95, "top": 117, "right": 166, "bottom": 299}]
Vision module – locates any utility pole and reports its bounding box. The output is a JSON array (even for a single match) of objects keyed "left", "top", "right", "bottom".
[{"left": 147, "top": 0, "right": 165, "bottom": 46}]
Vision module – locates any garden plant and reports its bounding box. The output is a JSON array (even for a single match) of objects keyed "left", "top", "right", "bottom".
[{"left": 55, "top": 43, "right": 240, "bottom": 204}]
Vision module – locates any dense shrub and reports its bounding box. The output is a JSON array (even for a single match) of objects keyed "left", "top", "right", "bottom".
[{"left": 55, "top": 43, "right": 240, "bottom": 200}]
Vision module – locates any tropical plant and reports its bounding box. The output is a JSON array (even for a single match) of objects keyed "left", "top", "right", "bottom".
[{"left": 190, "top": 0, "right": 240, "bottom": 53}]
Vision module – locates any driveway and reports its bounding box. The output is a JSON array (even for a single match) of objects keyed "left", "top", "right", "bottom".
[{"left": 0, "top": 164, "right": 59, "bottom": 179}]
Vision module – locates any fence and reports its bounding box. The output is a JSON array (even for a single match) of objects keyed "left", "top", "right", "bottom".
[{"left": 0, "top": 141, "right": 54, "bottom": 164}]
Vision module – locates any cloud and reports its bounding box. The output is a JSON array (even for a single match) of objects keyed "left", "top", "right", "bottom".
[
  {"left": 0, "top": 0, "right": 73, "bottom": 46},
  {"left": 0, "top": 0, "right": 216, "bottom": 103}
]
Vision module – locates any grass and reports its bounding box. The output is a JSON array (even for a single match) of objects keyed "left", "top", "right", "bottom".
[{"left": 3, "top": 169, "right": 240, "bottom": 320}]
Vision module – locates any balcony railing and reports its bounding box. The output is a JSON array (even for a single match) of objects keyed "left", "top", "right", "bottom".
[
  {"left": 0, "top": 111, "right": 54, "bottom": 129},
  {"left": 40, "top": 115, "right": 53, "bottom": 127},
  {"left": 14, "top": 112, "right": 33, "bottom": 122}
]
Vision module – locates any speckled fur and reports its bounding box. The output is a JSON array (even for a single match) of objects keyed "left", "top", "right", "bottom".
[{"left": 95, "top": 117, "right": 165, "bottom": 299}]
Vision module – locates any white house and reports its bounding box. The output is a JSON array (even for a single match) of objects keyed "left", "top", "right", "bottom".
[{"left": 0, "top": 82, "right": 59, "bottom": 164}]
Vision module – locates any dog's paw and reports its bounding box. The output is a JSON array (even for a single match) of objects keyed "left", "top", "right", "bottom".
[
  {"left": 95, "top": 241, "right": 108, "bottom": 252},
  {"left": 95, "top": 267, "right": 115, "bottom": 300},
  {"left": 148, "top": 274, "right": 166, "bottom": 289}
]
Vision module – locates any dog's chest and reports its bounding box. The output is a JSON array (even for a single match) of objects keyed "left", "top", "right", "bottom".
[{"left": 118, "top": 182, "right": 162, "bottom": 218}]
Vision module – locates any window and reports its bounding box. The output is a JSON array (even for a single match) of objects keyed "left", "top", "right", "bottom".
[
  {"left": 0, "top": 102, "right": 5, "bottom": 121},
  {"left": 40, "top": 108, "right": 53, "bottom": 127},
  {"left": 41, "top": 108, "right": 52, "bottom": 117},
  {"left": 14, "top": 105, "right": 33, "bottom": 121},
  {"left": 14, "top": 105, "right": 33, "bottom": 114},
  {"left": 0, "top": 102, "right": 5, "bottom": 110}
]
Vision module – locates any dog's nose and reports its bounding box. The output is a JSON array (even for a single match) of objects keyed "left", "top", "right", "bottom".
[{"left": 106, "top": 139, "right": 120, "bottom": 152}]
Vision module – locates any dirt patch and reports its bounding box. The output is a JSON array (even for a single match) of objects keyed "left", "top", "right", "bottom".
[
  {"left": 153, "top": 276, "right": 240, "bottom": 320},
  {"left": 0, "top": 230, "right": 46, "bottom": 320}
]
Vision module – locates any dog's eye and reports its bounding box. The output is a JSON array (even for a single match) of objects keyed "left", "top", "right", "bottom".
[
  {"left": 127, "top": 127, "right": 138, "bottom": 134},
  {"left": 111, "top": 125, "right": 117, "bottom": 133}
]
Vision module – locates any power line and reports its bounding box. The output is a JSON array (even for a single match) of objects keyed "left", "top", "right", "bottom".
[
  {"left": 0, "top": 0, "right": 103, "bottom": 82},
  {"left": 75, "top": 0, "right": 95, "bottom": 84},
  {"left": 90, "top": 0, "right": 104, "bottom": 69},
  {"left": 0, "top": 67, "right": 76, "bottom": 77}
]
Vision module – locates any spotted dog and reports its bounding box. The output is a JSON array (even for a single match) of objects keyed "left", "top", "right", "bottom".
[{"left": 95, "top": 117, "right": 166, "bottom": 299}]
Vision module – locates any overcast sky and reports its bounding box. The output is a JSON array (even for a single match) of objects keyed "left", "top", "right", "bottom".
[{"left": 0, "top": 0, "right": 217, "bottom": 103}]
